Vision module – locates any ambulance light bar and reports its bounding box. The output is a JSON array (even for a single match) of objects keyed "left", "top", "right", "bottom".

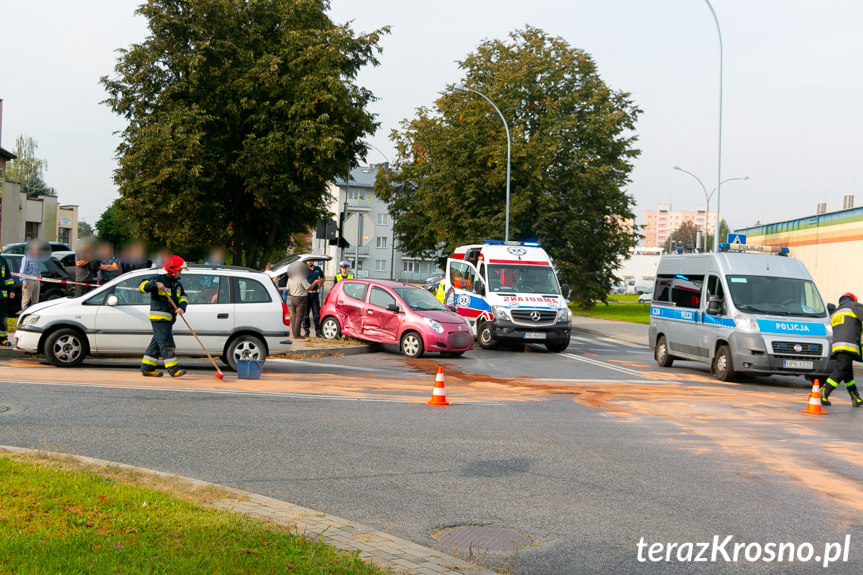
[
  {"left": 719, "top": 243, "right": 789, "bottom": 255},
  {"left": 482, "top": 240, "right": 542, "bottom": 247}
]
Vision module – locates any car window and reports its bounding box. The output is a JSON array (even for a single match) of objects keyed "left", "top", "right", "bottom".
[
  {"left": 369, "top": 286, "right": 396, "bottom": 309},
  {"left": 112, "top": 276, "right": 149, "bottom": 306},
  {"left": 182, "top": 273, "right": 228, "bottom": 305},
  {"left": 232, "top": 277, "right": 271, "bottom": 303},
  {"left": 341, "top": 282, "right": 368, "bottom": 302}
]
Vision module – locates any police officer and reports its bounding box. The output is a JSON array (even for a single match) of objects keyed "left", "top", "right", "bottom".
[
  {"left": 139, "top": 255, "right": 189, "bottom": 378},
  {"left": 822, "top": 292, "right": 863, "bottom": 407},
  {"left": 334, "top": 261, "right": 354, "bottom": 283},
  {"left": 0, "top": 256, "right": 15, "bottom": 347}
]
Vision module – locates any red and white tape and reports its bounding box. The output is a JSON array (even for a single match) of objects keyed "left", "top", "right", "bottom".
[{"left": 12, "top": 272, "right": 100, "bottom": 288}]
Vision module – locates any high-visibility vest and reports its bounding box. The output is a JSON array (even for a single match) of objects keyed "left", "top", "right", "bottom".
[
  {"left": 435, "top": 280, "right": 446, "bottom": 303},
  {"left": 335, "top": 273, "right": 354, "bottom": 283}
]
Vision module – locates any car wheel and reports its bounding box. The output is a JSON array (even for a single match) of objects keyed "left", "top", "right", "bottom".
[
  {"left": 655, "top": 335, "right": 674, "bottom": 368},
  {"left": 320, "top": 317, "right": 341, "bottom": 340},
  {"left": 545, "top": 337, "right": 570, "bottom": 353},
  {"left": 713, "top": 344, "right": 736, "bottom": 382},
  {"left": 43, "top": 290, "right": 64, "bottom": 301},
  {"left": 400, "top": 331, "right": 424, "bottom": 358},
  {"left": 45, "top": 328, "right": 88, "bottom": 367},
  {"left": 225, "top": 334, "right": 266, "bottom": 371},
  {"left": 477, "top": 321, "right": 498, "bottom": 350}
]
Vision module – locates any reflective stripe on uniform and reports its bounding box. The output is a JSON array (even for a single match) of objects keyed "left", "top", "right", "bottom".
[
  {"left": 832, "top": 343, "right": 861, "bottom": 355},
  {"left": 847, "top": 379, "right": 858, "bottom": 387},
  {"left": 139, "top": 280, "right": 150, "bottom": 293},
  {"left": 141, "top": 356, "right": 158, "bottom": 366},
  {"left": 164, "top": 358, "right": 178, "bottom": 368},
  {"left": 832, "top": 309, "right": 859, "bottom": 326},
  {"left": 178, "top": 297, "right": 188, "bottom": 304},
  {"left": 157, "top": 290, "right": 171, "bottom": 296},
  {"left": 149, "top": 312, "right": 173, "bottom": 321}
]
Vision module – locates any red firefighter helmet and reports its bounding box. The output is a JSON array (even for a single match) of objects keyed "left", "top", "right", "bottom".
[
  {"left": 164, "top": 255, "right": 186, "bottom": 276},
  {"left": 842, "top": 292, "right": 858, "bottom": 303}
]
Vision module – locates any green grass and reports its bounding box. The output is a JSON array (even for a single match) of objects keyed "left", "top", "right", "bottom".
[
  {"left": 0, "top": 455, "right": 390, "bottom": 575},
  {"left": 571, "top": 300, "right": 651, "bottom": 324},
  {"left": 5, "top": 317, "right": 14, "bottom": 334}
]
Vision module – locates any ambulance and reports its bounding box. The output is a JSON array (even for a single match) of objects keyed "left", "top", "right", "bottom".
[{"left": 443, "top": 241, "right": 572, "bottom": 352}]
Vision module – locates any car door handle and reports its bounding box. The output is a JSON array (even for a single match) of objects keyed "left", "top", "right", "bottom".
[
  {"left": 217, "top": 313, "right": 229, "bottom": 319},
  {"left": 367, "top": 310, "right": 373, "bottom": 315}
]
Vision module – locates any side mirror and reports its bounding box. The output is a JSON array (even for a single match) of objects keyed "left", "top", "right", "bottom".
[
  {"left": 106, "top": 294, "right": 119, "bottom": 307},
  {"left": 827, "top": 303, "right": 837, "bottom": 314},
  {"left": 707, "top": 295, "right": 723, "bottom": 316},
  {"left": 386, "top": 303, "right": 400, "bottom": 313},
  {"left": 561, "top": 283, "right": 570, "bottom": 299},
  {"left": 475, "top": 281, "right": 485, "bottom": 296},
  {"left": 447, "top": 305, "right": 458, "bottom": 313}
]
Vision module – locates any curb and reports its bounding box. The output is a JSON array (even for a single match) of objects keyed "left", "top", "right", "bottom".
[
  {"left": 0, "top": 445, "right": 495, "bottom": 575},
  {"left": 287, "top": 344, "right": 374, "bottom": 357}
]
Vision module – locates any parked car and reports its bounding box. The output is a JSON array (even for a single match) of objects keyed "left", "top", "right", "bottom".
[
  {"left": 13, "top": 265, "right": 292, "bottom": 369},
  {"left": 610, "top": 283, "right": 626, "bottom": 295},
  {"left": 2, "top": 241, "right": 71, "bottom": 254},
  {"left": 638, "top": 286, "right": 654, "bottom": 303},
  {"left": 422, "top": 278, "right": 442, "bottom": 294},
  {"left": 319, "top": 279, "right": 474, "bottom": 358},
  {"left": 51, "top": 250, "right": 78, "bottom": 278},
  {"left": 1, "top": 254, "right": 74, "bottom": 315}
]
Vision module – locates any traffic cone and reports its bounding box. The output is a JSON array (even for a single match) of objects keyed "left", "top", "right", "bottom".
[
  {"left": 427, "top": 366, "right": 450, "bottom": 406},
  {"left": 801, "top": 379, "right": 828, "bottom": 415}
]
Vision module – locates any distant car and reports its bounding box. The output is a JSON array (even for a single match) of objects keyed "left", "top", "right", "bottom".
[
  {"left": 638, "top": 286, "right": 654, "bottom": 303},
  {"left": 265, "top": 253, "right": 333, "bottom": 281},
  {"left": 422, "top": 279, "right": 442, "bottom": 294},
  {"left": 51, "top": 250, "right": 78, "bottom": 277},
  {"left": 424, "top": 274, "right": 444, "bottom": 285},
  {"left": 1, "top": 253, "right": 74, "bottom": 315},
  {"left": 13, "top": 265, "right": 292, "bottom": 369},
  {"left": 610, "top": 283, "right": 626, "bottom": 295},
  {"left": 2, "top": 241, "right": 71, "bottom": 254},
  {"left": 319, "top": 278, "right": 474, "bottom": 358}
]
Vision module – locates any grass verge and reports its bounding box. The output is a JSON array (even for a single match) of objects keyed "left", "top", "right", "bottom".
[
  {"left": 570, "top": 301, "right": 651, "bottom": 325},
  {"left": 0, "top": 453, "right": 389, "bottom": 575}
]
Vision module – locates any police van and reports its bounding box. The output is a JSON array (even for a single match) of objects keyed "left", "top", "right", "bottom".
[
  {"left": 648, "top": 244, "right": 834, "bottom": 381},
  {"left": 443, "top": 241, "right": 571, "bottom": 352}
]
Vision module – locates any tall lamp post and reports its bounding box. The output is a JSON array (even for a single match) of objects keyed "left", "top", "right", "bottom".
[
  {"left": 703, "top": 0, "right": 724, "bottom": 252},
  {"left": 454, "top": 84, "right": 511, "bottom": 241},
  {"left": 673, "top": 166, "right": 748, "bottom": 249},
  {"left": 363, "top": 142, "right": 397, "bottom": 280}
]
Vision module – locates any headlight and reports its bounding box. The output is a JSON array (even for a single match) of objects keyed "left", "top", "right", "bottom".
[
  {"left": 558, "top": 308, "right": 570, "bottom": 322},
  {"left": 21, "top": 314, "right": 40, "bottom": 326},
  {"left": 492, "top": 305, "right": 510, "bottom": 320},
  {"left": 825, "top": 323, "right": 833, "bottom": 337},
  {"left": 422, "top": 317, "right": 444, "bottom": 334},
  {"left": 732, "top": 313, "right": 759, "bottom": 332}
]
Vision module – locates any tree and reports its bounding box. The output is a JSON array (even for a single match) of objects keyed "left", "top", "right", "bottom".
[
  {"left": 664, "top": 220, "right": 700, "bottom": 252},
  {"left": 102, "top": 0, "right": 387, "bottom": 268},
  {"left": 6, "top": 135, "right": 56, "bottom": 197},
  {"left": 706, "top": 219, "right": 731, "bottom": 250},
  {"left": 97, "top": 199, "right": 136, "bottom": 248},
  {"left": 78, "top": 221, "right": 95, "bottom": 240},
  {"left": 376, "top": 27, "right": 641, "bottom": 305}
]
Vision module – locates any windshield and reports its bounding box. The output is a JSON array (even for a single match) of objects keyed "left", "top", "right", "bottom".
[
  {"left": 727, "top": 275, "right": 826, "bottom": 317},
  {"left": 488, "top": 264, "right": 560, "bottom": 295},
  {"left": 393, "top": 287, "right": 449, "bottom": 312}
]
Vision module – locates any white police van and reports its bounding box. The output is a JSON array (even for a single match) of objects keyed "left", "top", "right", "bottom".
[
  {"left": 648, "top": 243, "right": 834, "bottom": 381},
  {"left": 443, "top": 241, "right": 571, "bottom": 352}
]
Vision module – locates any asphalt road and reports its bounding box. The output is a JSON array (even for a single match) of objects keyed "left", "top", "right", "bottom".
[{"left": 2, "top": 333, "right": 863, "bottom": 574}]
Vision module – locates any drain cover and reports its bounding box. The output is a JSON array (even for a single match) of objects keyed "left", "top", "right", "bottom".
[{"left": 432, "top": 526, "right": 533, "bottom": 552}]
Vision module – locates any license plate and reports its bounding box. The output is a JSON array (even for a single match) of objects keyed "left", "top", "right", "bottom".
[
  {"left": 524, "top": 331, "right": 546, "bottom": 340},
  {"left": 783, "top": 359, "right": 813, "bottom": 370}
]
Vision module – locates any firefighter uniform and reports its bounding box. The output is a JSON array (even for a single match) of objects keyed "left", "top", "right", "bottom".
[
  {"left": 822, "top": 293, "right": 863, "bottom": 407},
  {"left": 0, "top": 258, "right": 14, "bottom": 346},
  {"left": 139, "top": 263, "right": 188, "bottom": 377}
]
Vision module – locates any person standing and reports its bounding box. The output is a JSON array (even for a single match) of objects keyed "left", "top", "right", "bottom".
[
  {"left": 303, "top": 259, "right": 325, "bottom": 337},
  {"left": 74, "top": 241, "right": 101, "bottom": 296},
  {"left": 139, "top": 255, "right": 188, "bottom": 378},
  {"left": 822, "top": 292, "right": 863, "bottom": 407},
  {"left": 0, "top": 256, "right": 15, "bottom": 346},
  {"left": 98, "top": 243, "right": 120, "bottom": 285},
  {"left": 334, "top": 261, "right": 354, "bottom": 283},
  {"left": 286, "top": 264, "right": 310, "bottom": 340},
  {"left": 19, "top": 240, "right": 43, "bottom": 311}
]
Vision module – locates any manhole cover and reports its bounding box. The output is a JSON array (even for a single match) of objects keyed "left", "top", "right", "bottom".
[{"left": 432, "top": 526, "right": 533, "bottom": 552}]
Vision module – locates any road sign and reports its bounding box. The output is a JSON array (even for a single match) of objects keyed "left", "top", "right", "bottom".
[
  {"left": 342, "top": 213, "right": 374, "bottom": 247},
  {"left": 727, "top": 233, "right": 747, "bottom": 245}
]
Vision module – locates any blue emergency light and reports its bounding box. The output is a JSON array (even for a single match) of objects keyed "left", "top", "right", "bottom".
[
  {"left": 482, "top": 240, "right": 504, "bottom": 245},
  {"left": 482, "top": 240, "right": 542, "bottom": 247}
]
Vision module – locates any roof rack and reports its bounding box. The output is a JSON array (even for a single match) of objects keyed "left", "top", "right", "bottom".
[{"left": 718, "top": 243, "right": 789, "bottom": 256}]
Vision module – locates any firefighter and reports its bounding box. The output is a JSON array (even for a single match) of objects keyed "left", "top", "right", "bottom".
[
  {"left": 139, "top": 255, "right": 189, "bottom": 378},
  {"left": 335, "top": 261, "right": 354, "bottom": 283},
  {"left": 0, "top": 256, "right": 15, "bottom": 347},
  {"left": 822, "top": 292, "right": 863, "bottom": 407}
]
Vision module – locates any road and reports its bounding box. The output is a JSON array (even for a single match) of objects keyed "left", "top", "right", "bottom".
[{"left": 2, "top": 333, "right": 863, "bottom": 574}]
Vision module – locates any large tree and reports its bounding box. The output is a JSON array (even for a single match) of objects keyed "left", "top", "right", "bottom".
[
  {"left": 102, "top": 0, "right": 386, "bottom": 267},
  {"left": 6, "top": 135, "right": 55, "bottom": 198},
  {"left": 377, "top": 27, "right": 641, "bottom": 305},
  {"left": 97, "top": 199, "right": 137, "bottom": 248}
]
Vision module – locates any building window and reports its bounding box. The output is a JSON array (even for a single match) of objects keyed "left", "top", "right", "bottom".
[
  {"left": 377, "top": 213, "right": 389, "bottom": 225},
  {"left": 25, "top": 222, "right": 40, "bottom": 240},
  {"left": 347, "top": 189, "right": 368, "bottom": 200},
  {"left": 375, "top": 259, "right": 387, "bottom": 272},
  {"left": 403, "top": 260, "right": 417, "bottom": 273},
  {"left": 376, "top": 236, "right": 387, "bottom": 249},
  {"left": 58, "top": 227, "right": 71, "bottom": 245}
]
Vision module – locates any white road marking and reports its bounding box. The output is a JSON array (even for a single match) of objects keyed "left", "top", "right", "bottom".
[{"left": 561, "top": 353, "right": 645, "bottom": 377}]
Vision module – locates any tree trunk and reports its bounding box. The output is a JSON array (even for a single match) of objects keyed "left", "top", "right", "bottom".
[{"left": 259, "top": 219, "right": 280, "bottom": 272}]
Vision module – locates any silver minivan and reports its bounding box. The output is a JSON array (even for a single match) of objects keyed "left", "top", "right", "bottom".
[{"left": 648, "top": 246, "right": 834, "bottom": 381}]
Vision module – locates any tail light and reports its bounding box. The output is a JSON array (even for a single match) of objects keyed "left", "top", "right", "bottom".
[{"left": 282, "top": 301, "right": 291, "bottom": 326}]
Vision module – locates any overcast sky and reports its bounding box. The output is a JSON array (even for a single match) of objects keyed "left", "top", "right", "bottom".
[{"left": 1, "top": 0, "right": 861, "bottom": 234}]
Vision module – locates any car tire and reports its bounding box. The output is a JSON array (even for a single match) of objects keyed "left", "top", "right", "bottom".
[
  {"left": 477, "top": 321, "right": 498, "bottom": 350},
  {"left": 225, "top": 334, "right": 266, "bottom": 371},
  {"left": 655, "top": 335, "right": 674, "bottom": 368},
  {"left": 713, "top": 343, "right": 736, "bottom": 382},
  {"left": 320, "top": 316, "right": 341, "bottom": 340},
  {"left": 45, "top": 328, "right": 88, "bottom": 367},
  {"left": 400, "top": 331, "right": 424, "bottom": 358},
  {"left": 545, "top": 337, "right": 570, "bottom": 353}
]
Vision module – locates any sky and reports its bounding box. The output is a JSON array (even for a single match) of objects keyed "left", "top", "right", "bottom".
[{"left": 1, "top": 0, "right": 861, "bottom": 234}]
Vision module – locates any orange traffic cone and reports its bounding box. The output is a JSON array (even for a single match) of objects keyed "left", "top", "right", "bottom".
[
  {"left": 427, "top": 366, "right": 450, "bottom": 406},
  {"left": 801, "top": 379, "right": 828, "bottom": 415}
]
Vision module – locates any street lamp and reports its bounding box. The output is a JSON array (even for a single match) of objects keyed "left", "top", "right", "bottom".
[
  {"left": 673, "top": 166, "right": 748, "bottom": 249},
  {"left": 363, "top": 142, "right": 398, "bottom": 280},
  {"left": 702, "top": 0, "right": 724, "bottom": 252},
  {"left": 454, "top": 84, "right": 512, "bottom": 241}
]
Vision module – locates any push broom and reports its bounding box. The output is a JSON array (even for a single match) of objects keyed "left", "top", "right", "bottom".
[{"left": 166, "top": 295, "right": 225, "bottom": 380}]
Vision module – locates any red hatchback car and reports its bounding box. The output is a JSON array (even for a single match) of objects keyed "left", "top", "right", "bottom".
[{"left": 320, "top": 279, "right": 474, "bottom": 357}]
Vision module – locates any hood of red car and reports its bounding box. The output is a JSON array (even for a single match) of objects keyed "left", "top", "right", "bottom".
[{"left": 418, "top": 310, "right": 466, "bottom": 325}]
